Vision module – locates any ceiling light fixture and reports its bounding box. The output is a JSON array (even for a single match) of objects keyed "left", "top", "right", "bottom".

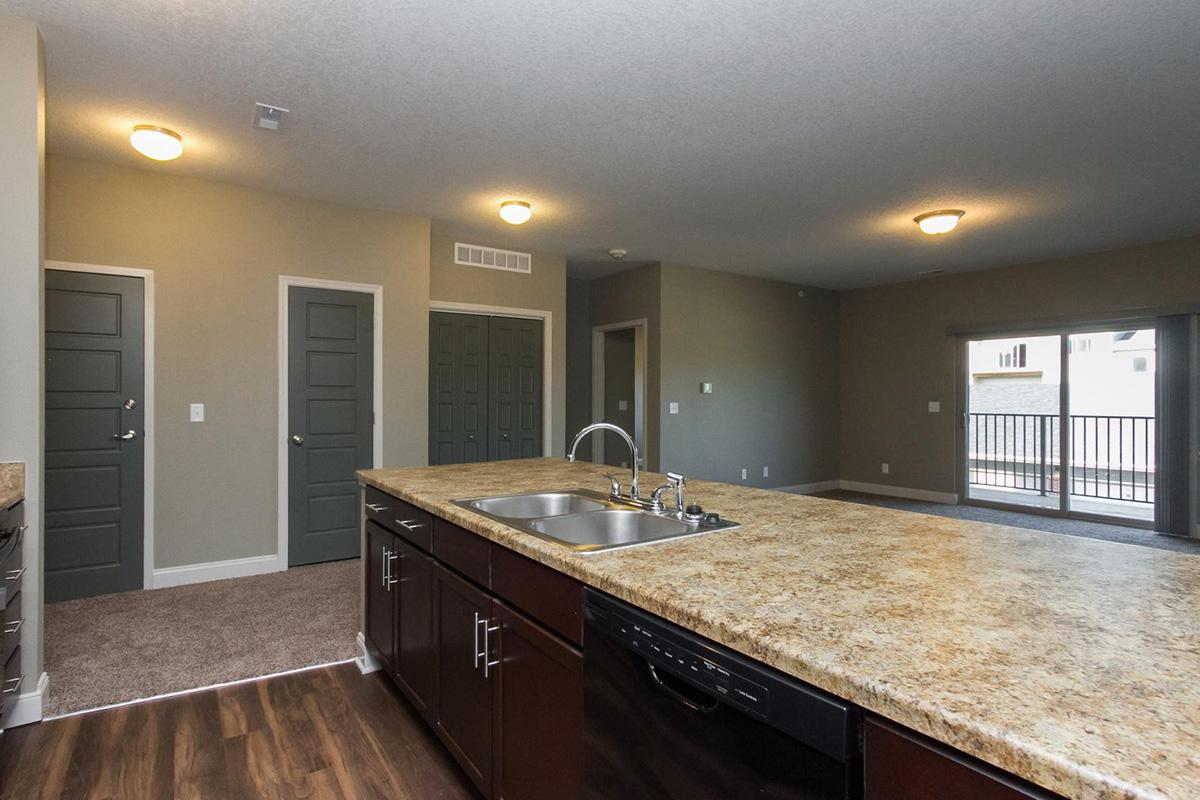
[
  {"left": 130, "top": 125, "right": 183, "bottom": 161},
  {"left": 499, "top": 200, "right": 532, "bottom": 225},
  {"left": 914, "top": 209, "right": 965, "bottom": 235}
]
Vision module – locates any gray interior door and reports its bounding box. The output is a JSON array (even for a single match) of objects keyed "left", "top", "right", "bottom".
[
  {"left": 44, "top": 270, "right": 145, "bottom": 602},
  {"left": 489, "top": 316, "right": 543, "bottom": 460},
  {"left": 288, "top": 287, "right": 374, "bottom": 566},
  {"left": 429, "top": 312, "right": 490, "bottom": 465}
]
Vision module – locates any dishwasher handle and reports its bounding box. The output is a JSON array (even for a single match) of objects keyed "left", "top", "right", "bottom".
[{"left": 647, "top": 662, "right": 720, "bottom": 714}]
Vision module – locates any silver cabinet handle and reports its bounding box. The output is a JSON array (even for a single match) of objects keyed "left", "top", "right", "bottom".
[
  {"left": 484, "top": 620, "right": 501, "bottom": 678},
  {"left": 290, "top": 434, "right": 304, "bottom": 446},
  {"left": 112, "top": 430, "right": 138, "bottom": 441},
  {"left": 3, "top": 618, "right": 22, "bottom": 635},
  {"left": 397, "top": 519, "right": 425, "bottom": 532},
  {"left": 387, "top": 551, "right": 399, "bottom": 586},
  {"left": 2, "top": 675, "right": 22, "bottom": 694},
  {"left": 5, "top": 567, "right": 25, "bottom": 582},
  {"left": 381, "top": 546, "right": 391, "bottom": 589},
  {"left": 366, "top": 503, "right": 389, "bottom": 513}
]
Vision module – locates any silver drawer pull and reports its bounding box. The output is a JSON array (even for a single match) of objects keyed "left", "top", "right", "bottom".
[
  {"left": 397, "top": 519, "right": 425, "bottom": 531},
  {"left": 483, "top": 621, "right": 501, "bottom": 678},
  {"left": 366, "top": 503, "right": 389, "bottom": 513},
  {"left": 5, "top": 567, "right": 25, "bottom": 582},
  {"left": 3, "top": 618, "right": 22, "bottom": 635},
  {"left": 2, "top": 675, "right": 21, "bottom": 694}
]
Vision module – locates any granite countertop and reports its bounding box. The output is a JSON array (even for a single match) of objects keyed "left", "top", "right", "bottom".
[
  {"left": 359, "top": 458, "right": 1200, "bottom": 800},
  {"left": 0, "top": 462, "right": 24, "bottom": 510}
]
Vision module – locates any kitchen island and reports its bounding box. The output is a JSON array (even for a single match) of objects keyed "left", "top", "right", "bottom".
[{"left": 359, "top": 458, "right": 1200, "bottom": 800}]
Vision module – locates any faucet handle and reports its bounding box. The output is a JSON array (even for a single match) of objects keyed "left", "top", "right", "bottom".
[
  {"left": 666, "top": 471, "right": 685, "bottom": 486},
  {"left": 602, "top": 472, "right": 622, "bottom": 498}
]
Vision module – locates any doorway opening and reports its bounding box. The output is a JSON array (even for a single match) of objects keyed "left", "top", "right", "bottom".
[
  {"left": 965, "top": 326, "right": 1157, "bottom": 525},
  {"left": 590, "top": 319, "right": 648, "bottom": 468}
]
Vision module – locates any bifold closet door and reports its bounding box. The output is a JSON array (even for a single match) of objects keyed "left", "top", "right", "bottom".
[{"left": 429, "top": 312, "right": 490, "bottom": 465}]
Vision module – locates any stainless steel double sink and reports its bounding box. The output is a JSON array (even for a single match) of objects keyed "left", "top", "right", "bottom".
[{"left": 452, "top": 489, "right": 738, "bottom": 553}]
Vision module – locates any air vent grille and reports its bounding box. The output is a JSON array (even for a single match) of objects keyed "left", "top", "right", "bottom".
[{"left": 455, "top": 242, "right": 531, "bottom": 274}]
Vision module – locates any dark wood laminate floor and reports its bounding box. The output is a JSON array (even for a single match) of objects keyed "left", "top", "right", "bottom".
[{"left": 0, "top": 662, "right": 481, "bottom": 800}]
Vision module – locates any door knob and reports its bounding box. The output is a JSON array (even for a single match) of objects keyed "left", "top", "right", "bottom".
[
  {"left": 112, "top": 430, "right": 138, "bottom": 441},
  {"left": 290, "top": 434, "right": 305, "bottom": 446},
  {"left": 123, "top": 398, "right": 138, "bottom": 410}
]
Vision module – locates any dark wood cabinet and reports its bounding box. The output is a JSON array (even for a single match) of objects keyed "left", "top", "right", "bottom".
[
  {"left": 492, "top": 600, "right": 582, "bottom": 800},
  {"left": 435, "top": 563, "right": 497, "bottom": 797},
  {"left": 864, "top": 716, "right": 1059, "bottom": 799},
  {"left": 395, "top": 536, "right": 437, "bottom": 721},
  {"left": 364, "top": 522, "right": 397, "bottom": 673}
]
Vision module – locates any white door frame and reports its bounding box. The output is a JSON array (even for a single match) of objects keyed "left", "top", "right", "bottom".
[
  {"left": 591, "top": 319, "right": 648, "bottom": 467},
  {"left": 278, "top": 276, "right": 384, "bottom": 569},
  {"left": 45, "top": 260, "right": 157, "bottom": 589},
  {"left": 428, "top": 300, "right": 554, "bottom": 457}
]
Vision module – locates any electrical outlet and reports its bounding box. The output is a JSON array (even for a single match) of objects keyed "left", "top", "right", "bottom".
[
  {"left": 740, "top": 468, "right": 747, "bottom": 480},
  {"left": 618, "top": 399, "right": 628, "bottom": 411},
  {"left": 668, "top": 402, "right": 680, "bottom": 415},
  {"left": 928, "top": 401, "right": 941, "bottom": 413},
  {"left": 881, "top": 463, "right": 889, "bottom": 474},
  {"left": 763, "top": 466, "right": 769, "bottom": 478},
  {"left": 700, "top": 382, "right": 713, "bottom": 394},
  {"left": 190, "top": 403, "right": 205, "bottom": 422}
]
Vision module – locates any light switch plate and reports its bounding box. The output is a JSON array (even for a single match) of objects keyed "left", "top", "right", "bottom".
[
  {"left": 668, "top": 402, "right": 680, "bottom": 415},
  {"left": 740, "top": 468, "right": 747, "bottom": 480},
  {"left": 928, "top": 401, "right": 941, "bottom": 413},
  {"left": 618, "top": 400, "right": 628, "bottom": 411},
  {"left": 700, "top": 382, "right": 713, "bottom": 394},
  {"left": 881, "top": 463, "right": 889, "bottom": 474},
  {"left": 190, "top": 403, "right": 205, "bottom": 422}
]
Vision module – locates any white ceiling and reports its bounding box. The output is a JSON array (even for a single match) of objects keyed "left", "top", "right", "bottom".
[{"left": 8, "top": 0, "right": 1200, "bottom": 288}]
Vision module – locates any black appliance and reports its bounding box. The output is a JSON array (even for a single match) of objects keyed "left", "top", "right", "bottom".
[{"left": 583, "top": 589, "right": 862, "bottom": 799}]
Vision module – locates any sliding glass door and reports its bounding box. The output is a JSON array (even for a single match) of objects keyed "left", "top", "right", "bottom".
[{"left": 966, "top": 327, "right": 1158, "bottom": 525}]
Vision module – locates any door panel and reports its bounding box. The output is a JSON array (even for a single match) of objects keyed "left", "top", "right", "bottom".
[
  {"left": 489, "top": 316, "right": 543, "bottom": 461},
  {"left": 44, "top": 270, "right": 144, "bottom": 602},
  {"left": 429, "top": 312, "right": 490, "bottom": 465},
  {"left": 288, "top": 287, "right": 374, "bottom": 566},
  {"left": 435, "top": 564, "right": 494, "bottom": 796},
  {"left": 396, "top": 536, "right": 437, "bottom": 720},
  {"left": 365, "top": 523, "right": 397, "bottom": 672}
]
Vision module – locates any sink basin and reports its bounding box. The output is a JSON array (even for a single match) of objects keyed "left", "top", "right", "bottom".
[
  {"left": 529, "top": 510, "right": 691, "bottom": 549},
  {"left": 467, "top": 491, "right": 607, "bottom": 519},
  {"left": 453, "top": 488, "right": 738, "bottom": 553}
]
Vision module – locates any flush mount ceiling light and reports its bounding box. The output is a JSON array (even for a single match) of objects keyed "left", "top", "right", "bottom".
[
  {"left": 914, "top": 209, "right": 965, "bottom": 235},
  {"left": 499, "top": 200, "right": 532, "bottom": 225},
  {"left": 130, "top": 125, "right": 183, "bottom": 161}
]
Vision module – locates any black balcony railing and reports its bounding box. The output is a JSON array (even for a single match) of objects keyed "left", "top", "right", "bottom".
[{"left": 968, "top": 413, "right": 1155, "bottom": 504}]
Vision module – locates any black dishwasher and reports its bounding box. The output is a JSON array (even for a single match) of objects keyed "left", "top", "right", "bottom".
[{"left": 583, "top": 590, "right": 862, "bottom": 799}]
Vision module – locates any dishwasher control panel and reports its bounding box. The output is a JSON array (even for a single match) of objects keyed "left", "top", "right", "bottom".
[{"left": 583, "top": 588, "right": 856, "bottom": 762}]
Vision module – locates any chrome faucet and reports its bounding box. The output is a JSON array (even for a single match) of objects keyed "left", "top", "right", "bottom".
[{"left": 567, "top": 423, "right": 642, "bottom": 501}]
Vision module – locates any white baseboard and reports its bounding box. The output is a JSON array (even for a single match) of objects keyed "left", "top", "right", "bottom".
[
  {"left": 837, "top": 480, "right": 959, "bottom": 505},
  {"left": 152, "top": 553, "right": 283, "bottom": 589},
  {"left": 775, "top": 480, "right": 840, "bottom": 494},
  {"left": 355, "top": 631, "right": 381, "bottom": 674},
  {"left": 4, "top": 671, "right": 48, "bottom": 729}
]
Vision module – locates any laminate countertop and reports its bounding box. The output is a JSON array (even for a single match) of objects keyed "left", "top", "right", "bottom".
[
  {"left": 0, "top": 462, "right": 24, "bottom": 511},
  {"left": 359, "top": 458, "right": 1200, "bottom": 800}
]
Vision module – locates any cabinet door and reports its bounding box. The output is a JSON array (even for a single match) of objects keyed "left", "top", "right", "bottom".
[
  {"left": 493, "top": 600, "right": 582, "bottom": 800},
  {"left": 435, "top": 564, "right": 496, "bottom": 797},
  {"left": 395, "top": 536, "right": 437, "bottom": 721},
  {"left": 365, "top": 523, "right": 397, "bottom": 672}
]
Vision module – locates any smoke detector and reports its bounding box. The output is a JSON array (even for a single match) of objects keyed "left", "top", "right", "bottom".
[
  {"left": 254, "top": 102, "right": 289, "bottom": 131},
  {"left": 608, "top": 249, "right": 628, "bottom": 261}
]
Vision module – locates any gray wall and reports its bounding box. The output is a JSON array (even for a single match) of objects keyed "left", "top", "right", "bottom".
[
  {"left": 565, "top": 277, "right": 592, "bottom": 460},
  {"left": 839, "top": 235, "right": 1200, "bottom": 496},
  {"left": 429, "top": 233, "right": 567, "bottom": 455},
  {"left": 658, "top": 263, "right": 841, "bottom": 489},
  {"left": 0, "top": 14, "right": 46, "bottom": 697},
  {"left": 602, "top": 328, "right": 636, "bottom": 466},
  {"left": 46, "top": 156, "right": 431, "bottom": 569}
]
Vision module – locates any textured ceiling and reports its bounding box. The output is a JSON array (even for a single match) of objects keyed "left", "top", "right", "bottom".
[{"left": 8, "top": 0, "right": 1200, "bottom": 288}]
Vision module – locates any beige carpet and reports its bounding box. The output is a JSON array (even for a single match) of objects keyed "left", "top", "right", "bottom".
[{"left": 44, "top": 558, "right": 359, "bottom": 717}]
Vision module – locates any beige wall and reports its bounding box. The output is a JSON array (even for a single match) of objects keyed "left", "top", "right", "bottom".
[
  {"left": 429, "top": 234, "right": 567, "bottom": 455},
  {"left": 0, "top": 14, "right": 46, "bottom": 700},
  {"left": 659, "top": 263, "right": 840, "bottom": 488},
  {"left": 565, "top": 278, "right": 593, "bottom": 460},
  {"left": 46, "top": 156, "right": 431, "bottom": 568},
  {"left": 839, "top": 235, "right": 1200, "bottom": 495}
]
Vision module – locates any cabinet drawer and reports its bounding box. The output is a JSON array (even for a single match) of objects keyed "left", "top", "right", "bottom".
[
  {"left": 434, "top": 518, "right": 491, "bottom": 588},
  {"left": 492, "top": 546, "right": 582, "bottom": 646},
  {"left": 1, "top": 645, "right": 21, "bottom": 728},
  {"left": 864, "top": 716, "right": 1058, "bottom": 799},
  {"left": 365, "top": 486, "right": 433, "bottom": 552},
  {"left": 0, "top": 525, "right": 22, "bottom": 611},
  {"left": 1, "top": 592, "right": 21, "bottom": 666}
]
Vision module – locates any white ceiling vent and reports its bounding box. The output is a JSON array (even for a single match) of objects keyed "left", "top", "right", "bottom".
[{"left": 455, "top": 242, "right": 531, "bottom": 274}]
